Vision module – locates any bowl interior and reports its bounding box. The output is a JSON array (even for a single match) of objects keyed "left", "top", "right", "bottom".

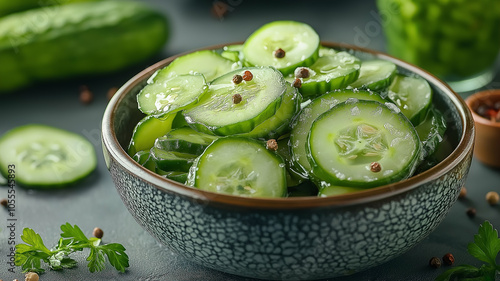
[{"left": 104, "top": 42, "right": 474, "bottom": 208}]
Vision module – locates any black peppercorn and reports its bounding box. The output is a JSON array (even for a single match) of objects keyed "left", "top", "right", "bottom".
[{"left": 429, "top": 256, "right": 441, "bottom": 268}]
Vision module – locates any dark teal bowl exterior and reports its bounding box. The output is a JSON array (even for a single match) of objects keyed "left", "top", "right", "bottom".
[{"left": 102, "top": 42, "right": 474, "bottom": 280}]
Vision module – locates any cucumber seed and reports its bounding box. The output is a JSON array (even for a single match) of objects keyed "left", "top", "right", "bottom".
[
  {"left": 273, "top": 48, "right": 286, "bottom": 58},
  {"left": 242, "top": 70, "right": 253, "bottom": 81},
  {"left": 232, "top": 94, "right": 242, "bottom": 104},
  {"left": 370, "top": 162, "right": 381, "bottom": 172},
  {"left": 232, "top": 74, "right": 243, "bottom": 84},
  {"left": 292, "top": 78, "right": 302, "bottom": 88},
  {"left": 266, "top": 139, "right": 278, "bottom": 151}
]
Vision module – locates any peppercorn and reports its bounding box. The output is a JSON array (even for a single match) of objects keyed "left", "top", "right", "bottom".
[
  {"left": 295, "top": 67, "right": 310, "bottom": 79},
  {"left": 273, "top": 48, "right": 286, "bottom": 58},
  {"left": 458, "top": 186, "right": 467, "bottom": 199},
  {"left": 242, "top": 70, "right": 253, "bottom": 81},
  {"left": 93, "top": 227, "right": 104, "bottom": 239},
  {"left": 442, "top": 253, "right": 455, "bottom": 266},
  {"left": 25, "top": 272, "right": 39, "bottom": 281},
  {"left": 429, "top": 256, "right": 441, "bottom": 268},
  {"left": 486, "top": 191, "right": 499, "bottom": 205},
  {"left": 232, "top": 94, "right": 242, "bottom": 104},
  {"left": 232, "top": 74, "right": 243, "bottom": 84},
  {"left": 79, "top": 85, "right": 93, "bottom": 105},
  {"left": 370, "top": 162, "right": 381, "bottom": 173},
  {"left": 292, "top": 78, "right": 302, "bottom": 88},
  {"left": 466, "top": 207, "right": 476, "bottom": 218},
  {"left": 0, "top": 198, "right": 7, "bottom": 207},
  {"left": 107, "top": 87, "right": 118, "bottom": 101},
  {"left": 266, "top": 139, "right": 278, "bottom": 151}
]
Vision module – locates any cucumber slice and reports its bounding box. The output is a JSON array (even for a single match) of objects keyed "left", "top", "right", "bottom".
[
  {"left": 349, "top": 60, "right": 397, "bottom": 91},
  {"left": 387, "top": 74, "right": 433, "bottom": 125},
  {"left": 128, "top": 113, "right": 175, "bottom": 156},
  {"left": 307, "top": 100, "right": 421, "bottom": 188},
  {"left": 221, "top": 44, "right": 244, "bottom": 62},
  {"left": 415, "top": 105, "right": 447, "bottom": 158},
  {"left": 155, "top": 127, "right": 219, "bottom": 155},
  {"left": 295, "top": 51, "right": 361, "bottom": 99},
  {"left": 238, "top": 84, "right": 302, "bottom": 139},
  {"left": 290, "top": 89, "right": 387, "bottom": 177},
  {"left": 318, "top": 185, "right": 367, "bottom": 197},
  {"left": 187, "top": 137, "right": 287, "bottom": 198},
  {"left": 137, "top": 74, "right": 208, "bottom": 117},
  {"left": 132, "top": 150, "right": 156, "bottom": 171},
  {"left": 0, "top": 124, "right": 96, "bottom": 188},
  {"left": 153, "top": 50, "right": 238, "bottom": 82},
  {"left": 243, "top": 21, "right": 320, "bottom": 75},
  {"left": 155, "top": 169, "right": 188, "bottom": 184},
  {"left": 150, "top": 147, "right": 196, "bottom": 173},
  {"left": 276, "top": 138, "right": 306, "bottom": 187},
  {"left": 183, "top": 67, "right": 286, "bottom": 136},
  {"left": 0, "top": 174, "right": 6, "bottom": 186}
]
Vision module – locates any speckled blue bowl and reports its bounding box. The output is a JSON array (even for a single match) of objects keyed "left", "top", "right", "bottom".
[{"left": 102, "top": 42, "right": 474, "bottom": 280}]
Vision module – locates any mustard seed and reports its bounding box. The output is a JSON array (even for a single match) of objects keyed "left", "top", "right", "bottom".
[
  {"left": 266, "top": 139, "right": 278, "bottom": 151},
  {"left": 370, "top": 162, "right": 381, "bottom": 173},
  {"left": 232, "top": 94, "right": 242, "bottom": 104},
  {"left": 429, "top": 256, "right": 441, "bottom": 268},
  {"left": 93, "top": 227, "right": 104, "bottom": 239},
  {"left": 242, "top": 70, "right": 253, "bottom": 81},
  {"left": 486, "top": 191, "right": 499, "bottom": 205},
  {"left": 442, "top": 253, "right": 455, "bottom": 266},
  {"left": 292, "top": 78, "right": 302, "bottom": 88},
  {"left": 273, "top": 48, "right": 286, "bottom": 58},
  {"left": 232, "top": 74, "right": 243, "bottom": 84}
]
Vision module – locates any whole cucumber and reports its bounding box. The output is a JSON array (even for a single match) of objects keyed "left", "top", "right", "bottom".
[
  {"left": 0, "top": 0, "right": 100, "bottom": 17},
  {"left": 0, "top": 1, "right": 168, "bottom": 93}
]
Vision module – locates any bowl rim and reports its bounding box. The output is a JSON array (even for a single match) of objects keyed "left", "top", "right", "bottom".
[
  {"left": 102, "top": 41, "right": 475, "bottom": 209},
  {"left": 465, "top": 89, "right": 500, "bottom": 128}
]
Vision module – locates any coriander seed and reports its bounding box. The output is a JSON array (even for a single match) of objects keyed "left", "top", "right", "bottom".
[
  {"left": 292, "top": 78, "right": 302, "bottom": 88},
  {"left": 458, "top": 186, "right": 467, "bottom": 199},
  {"left": 273, "top": 48, "right": 286, "bottom": 58},
  {"left": 232, "top": 94, "right": 242, "bottom": 104},
  {"left": 25, "top": 272, "right": 39, "bottom": 281},
  {"left": 266, "top": 139, "right": 278, "bottom": 151},
  {"left": 242, "top": 70, "right": 253, "bottom": 81},
  {"left": 232, "top": 74, "right": 243, "bottom": 84},
  {"left": 93, "top": 227, "right": 104, "bottom": 239},
  {"left": 442, "top": 253, "right": 455, "bottom": 266},
  {"left": 486, "top": 191, "right": 499, "bottom": 205},
  {"left": 429, "top": 256, "right": 441, "bottom": 268}
]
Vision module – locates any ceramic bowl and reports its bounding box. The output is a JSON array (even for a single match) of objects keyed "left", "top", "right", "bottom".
[
  {"left": 465, "top": 89, "right": 500, "bottom": 168},
  {"left": 101, "top": 42, "right": 474, "bottom": 280}
]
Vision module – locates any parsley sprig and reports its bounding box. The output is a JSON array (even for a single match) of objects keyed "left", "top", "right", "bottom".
[
  {"left": 436, "top": 221, "right": 500, "bottom": 281},
  {"left": 15, "top": 223, "right": 129, "bottom": 274}
]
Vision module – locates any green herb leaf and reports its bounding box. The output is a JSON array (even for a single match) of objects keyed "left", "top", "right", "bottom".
[
  {"left": 435, "top": 264, "right": 481, "bottom": 281},
  {"left": 98, "top": 243, "right": 130, "bottom": 273},
  {"left": 467, "top": 221, "right": 500, "bottom": 266}
]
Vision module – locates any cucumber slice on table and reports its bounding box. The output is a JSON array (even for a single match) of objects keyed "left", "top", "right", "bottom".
[
  {"left": 154, "top": 127, "right": 219, "bottom": 155},
  {"left": 292, "top": 51, "right": 361, "bottom": 99},
  {"left": 183, "top": 67, "right": 287, "bottom": 136},
  {"left": 349, "top": 60, "right": 397, "bottom": 91},
  {"left": 0, "top": 124, "right": 96, "bottom": 188},
  {"left": 128, "top": 113, "right": 176, "bottom": 156},
  {"left": 290, "top": 89, "right": 387, "bottom": 177},
  {"left": 187, "top": 137, "right": 287, "bottom": 198},
  {"left": 137, "top": 74, "right": 208, "bottom": 117},
  {"left": 243, "top": 21, "right": 320, "bottom": 75},
  {"left": 387, "top": 74, "right": 433, "bottom": 125},
  {"left": 307, "top": 100, "right": 421, "bottom": 188},
  {"left": 153, "top": 50, "right": 238, "bottom": 82}
]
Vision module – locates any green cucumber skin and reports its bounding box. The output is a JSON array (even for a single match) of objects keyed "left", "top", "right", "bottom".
[
  {"left": 0, "top": 1, "right": 168, "bottom": 93},
  {"left": 0, "top": 0, "right": 100, "bottom": 17}
]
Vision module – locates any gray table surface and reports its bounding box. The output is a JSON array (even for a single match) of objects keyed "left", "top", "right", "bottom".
[{"left": 1, "top": 0, "right": 500, "bottom": 280}]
